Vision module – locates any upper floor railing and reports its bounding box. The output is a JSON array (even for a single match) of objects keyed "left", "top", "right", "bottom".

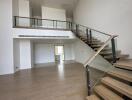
[{"left": 13, "top": 16, "right": 72, "bottom": 30}]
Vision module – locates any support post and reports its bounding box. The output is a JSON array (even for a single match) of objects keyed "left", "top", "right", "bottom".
[
  {"left": 86, "top": 65, "right": 91, "bottom": 96},
  {"left": 14, "top": 16, "right": 17, "bottom": 27},
  {"left": 76, "top": 24, "right": 79, "bottom": 37},
  {"left": 89, "top": 29, "right": 92, "bottom": 46},
  {"left": 111, "top": 38, "right": 117, "bottom": 63},
  {"left": 86, "top": 28, "right": 89, "bottom": 44}
]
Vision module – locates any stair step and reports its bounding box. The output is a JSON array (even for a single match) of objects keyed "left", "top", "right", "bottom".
[
  {"left": 88, "top": 42, "right": 104, "bottom": 45},
  {"left": 94, "top": 85, "right": 123, "bottom": 100},
  {"left": 108, "top": 68, "right": 132, "bottom": 82},
  {"left": 115, "top": 60, "right": 132, "bottom": 70},
  {"left": 86, "top": 95, "right": 100, "bottom": 100},
  {"left": 83, "top": 39, "right": 101, "bottom": 43},
  {"left": 94, "top": 47, "right": 112, "bottom": 51},
  {"left": 91, "top": 45, "right": 102, "bottom": 48},
  {"left": 100, "top": 51, "right": 121, "bottom": 56},
  {"left": 104, "top": 54, "right": 129, "bottom": 60},
  {"left": 101, "top": 77, "right": 132, "bottom": 99}
]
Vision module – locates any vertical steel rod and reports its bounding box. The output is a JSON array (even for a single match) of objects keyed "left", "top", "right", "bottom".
[
  {"left": 86, "top": 65, "right": 91, "bottom": 96},
  {"left": 111, "top": 38, "right": 117, "bottom": 63},
  {"left": 89, "top": 29, "right": 92, "bottom": 46},
  {"left": 86, "top": 28, "right": 89, "bottom": 44}
]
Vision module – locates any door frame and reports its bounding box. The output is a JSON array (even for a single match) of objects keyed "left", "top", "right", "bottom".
[{"left": 54, "top": 45, "right": 65, "bottom": 62}]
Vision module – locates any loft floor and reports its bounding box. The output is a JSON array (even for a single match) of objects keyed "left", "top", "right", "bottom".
[{"left": 0, "top": 62, "right": 103, "bottom": 100}]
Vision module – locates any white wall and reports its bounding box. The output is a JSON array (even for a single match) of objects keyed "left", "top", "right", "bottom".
[
  {"left": 34, "top": 43, "right": 75, "bottom": 64},
  {"left": 42, "top": 6, "right": 66, "bottom": 21},
  {"left": 0, "top": 0, "right": 14, "bottom": 75},
  {"left": 64, "top": 44, "right": 75, "bottom": 60},
  {"left": 34, "top": 43, "right": 55, "bottom": 64},
  {"left": 18, "top": 0, "right": 30, "bottom": 26},
  {"left": 42, "top": 6, "right": 66, "bottom": 28},
  {"left": 19, "top": 40, "right": 32, "bottom": 69},
  {"left": 12, "top": 0, "right": 19, "bottom": 16},
  {"left": 74, "top": 0, "right": 132, "bottom": 58},
  {"left": 18, "top": 0, "right": 29, "bottom": 17},
  {"left": 73, "top": 39, "right": 113, "bottom": 71}
]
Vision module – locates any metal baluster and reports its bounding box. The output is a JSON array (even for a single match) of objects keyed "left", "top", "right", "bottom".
[
  {"left": 86, "top": 65, "right": 91, "bottom": 96},
  {"left": 89, "top": 29, "right": 92, "bottom": 46},
  {"left": 86, "top": 28, "right": 89, "bottom": 44},
  {"left": 111, "top": 37, "right": 117, "bottom": 63}
]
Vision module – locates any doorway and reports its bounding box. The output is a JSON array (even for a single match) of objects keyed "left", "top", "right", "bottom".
[{"left": 54, "top": 45, "right": 64, "bottom": 62}]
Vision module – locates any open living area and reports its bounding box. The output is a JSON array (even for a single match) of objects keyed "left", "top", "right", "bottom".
[{"left": 0, "top": 0, "right": 132, "bottom": 100}]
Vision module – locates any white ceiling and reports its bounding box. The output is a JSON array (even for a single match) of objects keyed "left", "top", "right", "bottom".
[{"left": 30, "top": 0, "right": 78, "bottom": 17}]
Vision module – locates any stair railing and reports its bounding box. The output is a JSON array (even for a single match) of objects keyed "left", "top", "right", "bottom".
[
  {"left": 84, "top": 35, "right": 117, "bottom": 95},
  {"left": 71, "top": 23, "right": 118, "bottom": 96}
]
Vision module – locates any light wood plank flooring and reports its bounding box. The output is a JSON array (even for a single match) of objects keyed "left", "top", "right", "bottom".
[{"left": 0, "top": 62, "right": 90, "bottom": 100}]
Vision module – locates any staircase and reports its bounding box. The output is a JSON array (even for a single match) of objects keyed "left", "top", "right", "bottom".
[
  {"left": 73, "top": 25, "right": 132, "bottom": 100},
  {"left": 86, "top": 65, "right": 132, "bottom": 100},
  {"left": 78, "top": 34, "right": 129, "bottom": 63}
]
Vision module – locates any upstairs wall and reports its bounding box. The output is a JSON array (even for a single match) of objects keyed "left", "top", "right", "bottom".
[
  {"left": 74, "top": 0, "right": 132, "bottom": 58},
  {"left": 41, "top": 6, "right": 66, "bottom": 28},
  {"left": 42, "top": 6, "right": 66, "bottom": 21}
]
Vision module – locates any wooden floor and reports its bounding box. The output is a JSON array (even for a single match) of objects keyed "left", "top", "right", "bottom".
[
  {"left": 0, "top": 62, "right": 104, "bottom": 100},
  {"left": 0, "top": 62, "right": 89, "bottom": 100}
]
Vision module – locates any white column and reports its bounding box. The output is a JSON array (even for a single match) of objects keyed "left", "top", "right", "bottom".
[
  {"left": 20, "top": 40, "right": 32, "bottom": 70},
  {"left": 0, "top": 0, "right": 14, "bottom": 75}
]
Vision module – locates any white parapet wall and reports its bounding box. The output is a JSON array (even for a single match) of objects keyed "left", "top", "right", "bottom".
[{"left": 12, "top": 28, "right": 76, "bottom": 39}]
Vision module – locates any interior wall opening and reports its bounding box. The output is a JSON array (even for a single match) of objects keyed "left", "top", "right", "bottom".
[{"left": 54, "top": 45, "right": 64, "bottom": 63}]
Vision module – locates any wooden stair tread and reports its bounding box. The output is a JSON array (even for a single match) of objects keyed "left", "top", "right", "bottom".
[
  {"left": 100, "top": 51, "right": 121, "bottom": 55},
  {"left": 104, "top": 54, "right": 129, "bottom": 59},
  {"left": 94, "top": 85, "right": 123, "bottom": 100},
  {"left": 94, "top": 47, "right": 112, "bottom": 51},
  {"left": 108, "top": 68, "right": 132, "bottom": 82},
  {"left": 115, "top": 60, "right": 132, "bottom": 70},
  {"left": 88, "top": 42, "right": 103, "bottom": 45},
  {"left": 101, "top": 77, "right": 132, "bottom": 99},
  {"left": 86, "top": 95, "right": 100, "bottom": 100}
]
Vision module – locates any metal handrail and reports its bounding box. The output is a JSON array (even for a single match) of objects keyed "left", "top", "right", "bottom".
[{"left": 74, "top": 23, "right": 112, "bottom": 37}]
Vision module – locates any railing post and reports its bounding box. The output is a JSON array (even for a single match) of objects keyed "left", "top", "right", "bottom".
[
  {"left": 89, "top": 29, "right": 92, "bottom": 46},
  {"left": 33, "top": 18, "right": 36, "bottom": 28},
  {"left": 111, "top": 37, "right": 117, "bottom": 63},
  {"left": 86, "top": 28, "right": 89, "bottom": 44},
  {"left": 14, "top": 16, "right": 17, "bottom": 27},
  {"left": 86, "top": 65, "right": 91, "bottom": 96},
  {"left": 76, "top": 24, "right": 79, "bottom": 36}
]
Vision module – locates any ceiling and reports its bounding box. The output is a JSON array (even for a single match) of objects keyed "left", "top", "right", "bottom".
[{"left": 29, "top": 0, "right": 78, "bottom": 18}]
